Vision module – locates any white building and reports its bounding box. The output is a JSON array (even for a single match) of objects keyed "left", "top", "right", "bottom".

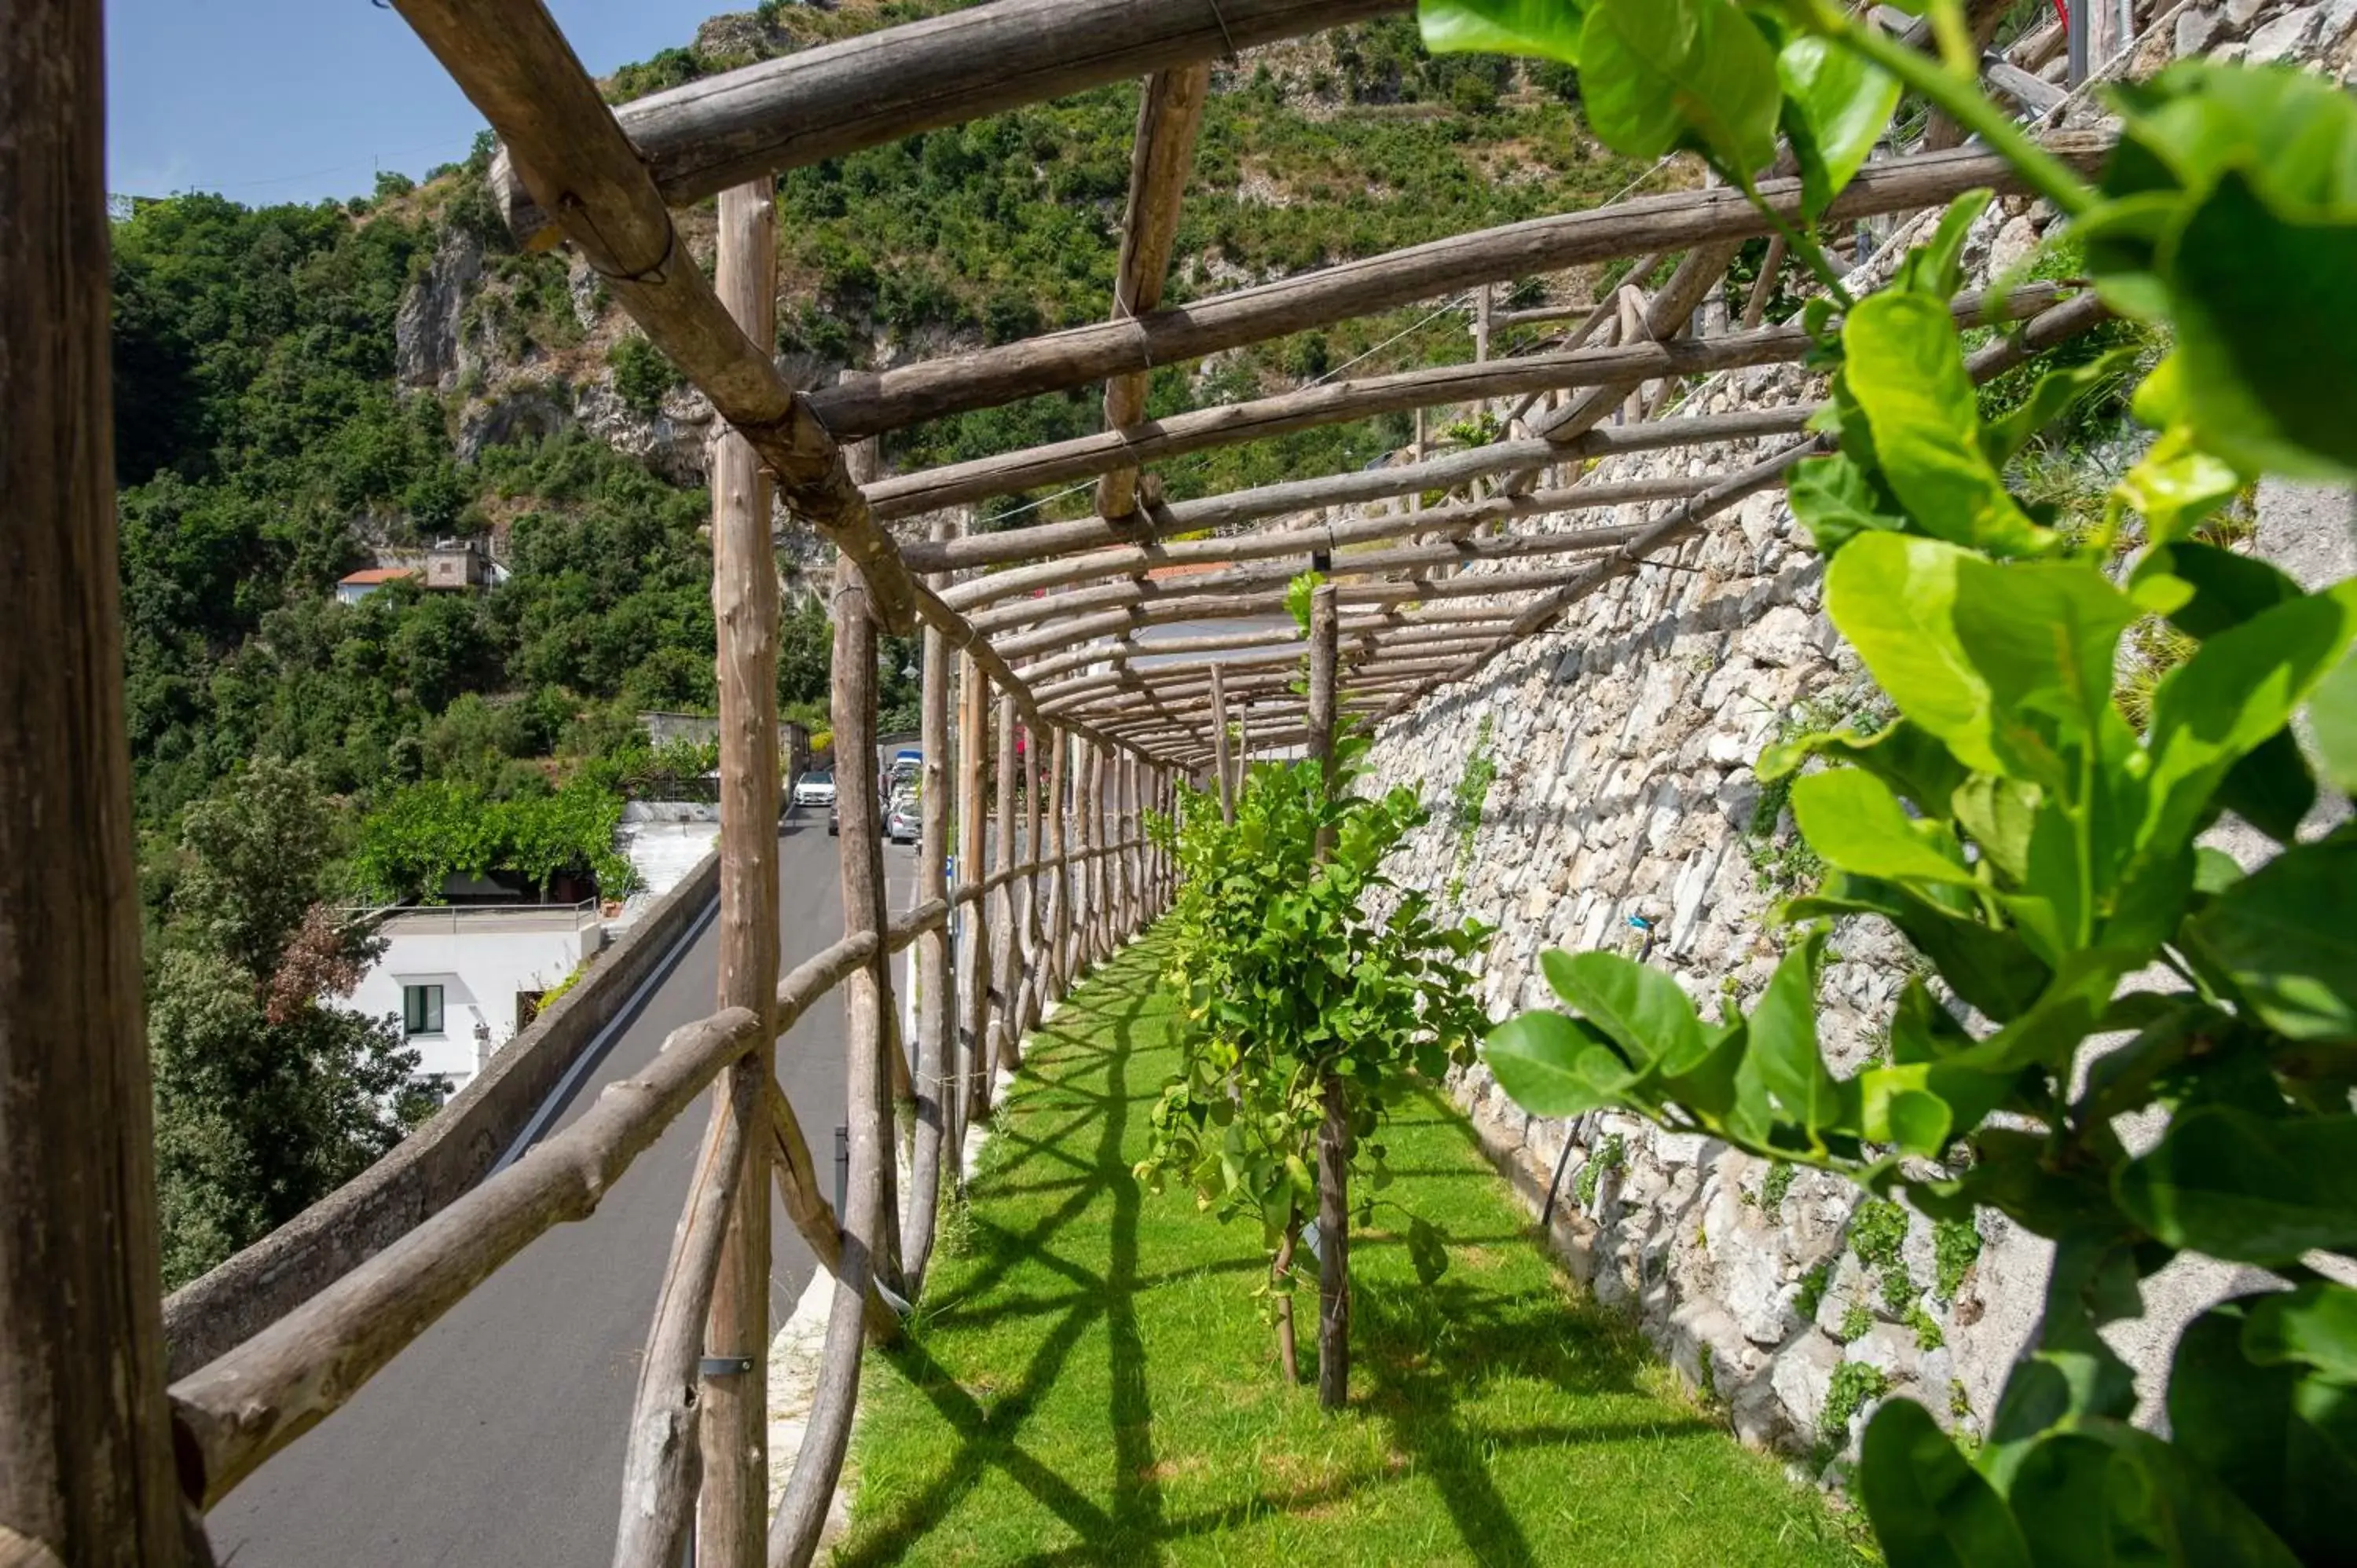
[{"left": 344, "top": 903, "right": 607, "bottom": 1090}]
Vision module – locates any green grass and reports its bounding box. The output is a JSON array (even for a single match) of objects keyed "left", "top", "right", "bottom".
[{"left": 840, "top": 937, "right": 1864, "bottom": 1566}]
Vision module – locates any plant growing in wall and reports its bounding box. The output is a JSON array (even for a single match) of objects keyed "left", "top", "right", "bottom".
[
  {"left": 1423, "top": 1, "right": 2357, "bottom": 1561},
  {"left": 1138, "top": 741, "right": 1491, "bottom": 1400}
]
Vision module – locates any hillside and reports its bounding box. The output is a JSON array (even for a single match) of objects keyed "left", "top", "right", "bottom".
[{"left": 113, "top": 5, "right": 1666, "bottom": 857}]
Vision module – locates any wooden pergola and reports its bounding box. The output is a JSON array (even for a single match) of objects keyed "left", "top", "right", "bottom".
[{"left": 0, "top": 2, "right": 2111, "bottom": 1564}]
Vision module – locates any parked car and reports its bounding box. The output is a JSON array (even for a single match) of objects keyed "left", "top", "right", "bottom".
[
  {"left": 885, "top": 795, "right": 919, "bottom": 844},
  {"left": 794, "top": 771, "right": 836, "bottom": 808}
]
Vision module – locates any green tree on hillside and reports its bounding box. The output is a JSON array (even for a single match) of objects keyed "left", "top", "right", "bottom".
[{"left": 150, "top": 759, "right": 433, "bottom": 1288}]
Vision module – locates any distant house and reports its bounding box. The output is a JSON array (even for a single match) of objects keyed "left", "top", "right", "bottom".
[
  {"left": 343, "top": 900, "right": 607, "bottom": 1093},
  {"left": 334, "top": 566, "right": 416, "bottom": 605},
  {"left": 335, "top": 541, "right": 506, "bottom": 606}
]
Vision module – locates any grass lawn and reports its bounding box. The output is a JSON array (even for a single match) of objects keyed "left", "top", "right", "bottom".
[{"left": 838, "top": 936, "right": 1866, "bottom": 1566}]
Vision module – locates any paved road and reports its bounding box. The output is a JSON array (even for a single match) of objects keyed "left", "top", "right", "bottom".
[{"left": 207, "top": 811, "right": 919, "bottom": 1567}]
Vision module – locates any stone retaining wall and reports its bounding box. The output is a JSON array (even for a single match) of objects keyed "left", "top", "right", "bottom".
[{"left": 1352, "top": 2, "right": 2356, "bottom": 1469}]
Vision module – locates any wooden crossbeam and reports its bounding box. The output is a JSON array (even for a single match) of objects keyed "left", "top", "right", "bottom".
[
  {"left": 900, "top": 405, "right": 1809, "bottom": 574},
  {"left": 388, "top": 0, "right": 920, "bottom": 632},
  {"left": 1011, "top": 614, "right": 1516, "bottom": 685},
  {"left": 1098, "top": 64, "right": 1211, "bottom": 522},
  {"left": 1032, "top": 632, "right": 1500, "bottom": 706},
  {"left": 492, "top": 0, "right": 1408, "bottom": 243},
  {"left": 808, "top": 134, "right": 2110, "bottom": 440},
  {"left": 862, "top": 283, "right": 2066, "bottom": 520}
]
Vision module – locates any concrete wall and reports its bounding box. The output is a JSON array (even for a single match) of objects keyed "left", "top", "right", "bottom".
[
  {"left": 1351, "top": 3, "right": 2357, "bottom": 1471},
  {"left": 346, "top": 903, "right": 606, "bottom": 1087},
  {"left": 161, "top": 842, "right": 722, "bottom": 1379}
]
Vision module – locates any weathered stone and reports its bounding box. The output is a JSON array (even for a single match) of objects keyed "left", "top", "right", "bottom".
[
  {"left": 2249, "top": 4, "right": 2323, "bottom": 58},
  {"left": 1769, "top": 1332, "right": 1842, "bottom": 1430},
  {"left": 2177, "top": 5, "right": 2225, "bottom": 53}
]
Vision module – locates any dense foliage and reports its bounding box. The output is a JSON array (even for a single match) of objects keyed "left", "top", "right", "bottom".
[
  {"left": 1427, "top": 1, "right": 2357, "bottom": 1562},
  {"left": 1140, "top": 736, "right": 1490, "bottom": 1394},
  {"left": 148, "top": 760, "right": 434, "bottom": 1287}
]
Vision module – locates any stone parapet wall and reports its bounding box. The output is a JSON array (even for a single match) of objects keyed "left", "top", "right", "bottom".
[{"left": 1352, "top": 1, "right": 2355, "bottom": 1469}]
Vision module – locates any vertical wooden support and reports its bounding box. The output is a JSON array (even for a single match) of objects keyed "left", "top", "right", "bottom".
[
  {"left": 1018, "top": 721, "right": 1045, "bottom": 1035},
  {"left": 1047, "top": 727, "right": 1072, "bottom": 1002},
  {"left": 1123, "top": 757, "right": 1142, "bottom": 937},
  {"left": 0, "top": 4, "right": 192, "bottom": 1559},
  {"left": 1208, "top": 664, "right": 1237, "bottom": 823},
  {"left": 1739, "top": 236, "right": 1787, "bottom": 331},
  {"left": 1472, "top": 280, "right": 1491, "bottom": 363},
  {"left": 1304, "top": 584, "right": 1352, "bottom": 1411},
  {"left": 698, "top": 179, "right": 780, "bottom": 1567},
  {"left": 903, "top": 517, "right": 953, "bottom": 1282},
  {"left": 955, "top": 655, "right": 992, "bottom": 1127},
  {"left": 769, "top": 556, "right": 890, "bottom": 1568},
  {"left": 1072, "top": 738, "right": 1098, "bottom": 969},
  {"left": 1088, "top": 744, "right": 1112, "bottom": 964},
  {"left": 989, "top": 694, "right": 1020, "bottom": 1074}
]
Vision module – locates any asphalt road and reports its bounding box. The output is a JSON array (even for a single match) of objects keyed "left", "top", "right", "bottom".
[{"left": 206, "top": 810, "right": 918, "bottom": 1568}]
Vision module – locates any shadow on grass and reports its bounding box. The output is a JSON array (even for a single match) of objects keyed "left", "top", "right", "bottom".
[{"left": 842, "top": 943, "right": 1713, "bottom": 1568}]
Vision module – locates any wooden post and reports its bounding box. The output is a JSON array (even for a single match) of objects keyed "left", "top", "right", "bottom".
[
  {"left": 1472, "top": 280, "right": 1491, "bottom": 363},
  {"left": 955, "top": 655, "right": 992, "bottom": 1128},
  {"left": 1047, "top": 727, "right": 1072, "bottom": 1002},
  {"left": 1, "top": 3, "right": 192, "bottom": 1559},
  {"left": 1019, "top": 721, "right": 1046, "bottom": 1034},
  {"left": 903, "top": 516, "right": 954, "bottom": 1283},
  {"left": 989, "top": 694, "right": 1020, "bottom": 1074},
  {"left": 769, "top": 556, "right": 892, "bottom": 1566},
  {"left": 1073, "top": 738, "right": 1099, "bottom": 969},
  {"left": 1208, "top": 664, "right": 1237, "bottom": 822},
  {"left": 1739, "top": 236, "right": 1787, "bottom": 331},
  {"left": 1304, "top": 584, "right": 1352, "bottom": 1410},
  {"left": 697, "top": 178, "right": 780, "bottom": 1567}
]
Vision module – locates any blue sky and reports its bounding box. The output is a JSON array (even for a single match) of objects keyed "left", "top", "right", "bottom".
[{"left": 106, "top": 0, "right": 720, "bottom": 205}]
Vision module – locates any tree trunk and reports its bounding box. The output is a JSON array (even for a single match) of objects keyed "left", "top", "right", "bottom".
[
  {"left": 0, "top": 2, "right": 193, "bottom": 1559},
  {"left": 1304, "top": 583, "right": 1351, "bottom": 1410}
]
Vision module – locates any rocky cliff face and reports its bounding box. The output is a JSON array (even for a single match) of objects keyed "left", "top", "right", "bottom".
[{"left": 1350, "top": 0, "right": 2357, "bottom": 1480}]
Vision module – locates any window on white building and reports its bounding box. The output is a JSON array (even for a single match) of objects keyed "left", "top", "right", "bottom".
[{"left": 402, "top": 983, "right": 445, "bottom": 1038}]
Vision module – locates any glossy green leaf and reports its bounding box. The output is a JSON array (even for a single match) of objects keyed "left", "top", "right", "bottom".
[
  {"left": 1407, "top": 1215, "right": 1450, "bottom": 1286},
  {"left": 1758, "top": 719, "right": 1969, "bottom": 826},
  {"left": 1787, "top": 451, "right": 1907, "bottom": 556},
  {"left": 1578, "top": 0, "right": 1781, "bottom": 176},
  {"left": 2214, "top": 729, "right": 2316, "bottom": 845},
  {"left": 1842, "top": 292, "right": 2051, "bottom": 556},
  {"left": 1792, "top": 768, "right": 1978, "bottom": 890},
  {"left": 2171, "top": 1297, "right": 2357, "bottom": 1563},
  {"left": 2115, "top": 415, "right": 2250, "bottom": 547},
  {"left": 1483, "top": 1010, "right": 1635, "bottom": 1118},
  {"left": 1891, "top": 191, "right": 1994, "bottom": 302},
  {"left": 1748, "top": 930, "right": 1846, "bottom": 1135},
  {"left": 1789, "top": 874, "right": 2051, "bottom": 1024},
  {"left": 2186, "top": 832, "right": 2357, "bottom": 1041},
  {"left": 1777, "top": 33, "right": 1901, "bottom": 217},
  {"left": 1416, "top": 0, "right": 1585, "bottom": 61},
  {"left": 2311, "top": 651, "right": 2357, "bottom": 794},
  {"left": 1857, "top": 1399, "right": 2033, "bottom": 1568},
  {"left": 2244, "top": 1282, "right": 2357, "bottom": 1382},
  {"left": 1860, "top": 1061, "right": 2011, "bottom": 1156},
  {"left": 1541, "top": 947, "right": 1705, "bottom": 1072},
  {"left": 2115, "top": 1105, "right": 2357, "bottom": 1264},
  {"left": 1979, "top": 347, "right": 2139, "bottom": 471}
]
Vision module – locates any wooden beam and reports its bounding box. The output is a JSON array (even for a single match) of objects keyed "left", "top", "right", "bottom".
[
  {"left": 388, "top": 0, "right": 918, "bottom": 632},
  {"left": 862, "top": 283, "right": 2069, "bottom": 519},
  {"left": 697, "top": 180, "right": 779, "bottom": 1568},
  {"left": 2, "top": 0, "right": 191, "bottom": 1555},
  {"left": 993, "top": 584, "right": 1548, "bottom": 662},
  {"left": 1012, "top": 614, "right": 1517, "bottom": 684},
  {"left": 902, "top": 517, "right": 954, "bottom": 1284},
  {"left": 903, "top": 405, "right": 1805, "bottom": 573},
  {"left": 1098, "top": 64, "right": 1211, "bottom": 522},
  {"left": 493, "top": 0, "right": 1409, "bottom": 244},
  {"left": 1208, "top": 665, "right": 1235, "bottom": 822},
  {"left": 955, "top": 654, "right": 991, "bottom": 1128},
  {"left": 808, "top": 135, "right": 2111, "bottom": 439},
  {"left": 768, "top": 555, "right": 893, "bottom": 1568},
  {"left": 988, "top": 694, "right": 1020, "bottom": 1075}
]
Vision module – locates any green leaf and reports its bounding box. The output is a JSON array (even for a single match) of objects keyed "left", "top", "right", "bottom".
[
  {"left": 1578, "top": 0, "right": 1781, "bottom": 176},
  {"left": 2214, "top": 729, "right": 2316, "bottom": 846},
  {"left": 1841, "top": 291, "right": 2051, "bottom": 557},
  {"left": 2311, "top": 651, "right": 2357, "bottom": 794},
  {"left": 1857, "top": 1399, "right": 2033, "bottom": 1568},
  {"left": 1978, "top": 347, "right": 2139, "bottom": 471},
  {"left": 1416, "top": 0, "right": 1585, "bottom": 61},
  {"left": 1792, "top": 768, "right": 1978, "bottom": 890},
  {"left": 2007, "top": 1423, "right": 2305, "bottom": 1568},
  {"left": 1776, "top": 33, "right": 1900, "bottom": 218},
  {"left": 2145, "top": 539, "right": 2308, "bottom": 641},
  {"left": 1541, "top": 948, "right": 1705, "bottom": 1073},
  {"left": 1748, "top": 930, "right": 1846, "bottom": 1136},
  {"left": 1483, "top": 1010, "right": 1636, "bottom": 1117},
  {"left": 1860, "top": 1061, "right": 2011, "bottom": 1156},
  {"left": 2172, "top": 1296, "right": 2357, "bottom": 1563},
  {"left": 1787, "top": 451, "right": 1907, "bottom": 555},
  {"left": 1761, "top": 718, "right": 1972, "bottom": 830},
  {"left": 2244, "top": 1282, "right": 2357, "bottom": 1382},
  {"left": 2185, "top": 832, "right": 2357, "bottom": 1042},
  {"left": 2165, "top": 168, "right": 2357, "bottom": 481},
  {"left": 2114, "top": 1105, "right": 2357, "bottom": 1265},
  {"left": 1789, "top": 874, "right": 2051, "bottom": 1024},
  {"left": 1891, "top": 191, "right": 1994, "bottom": 302}
]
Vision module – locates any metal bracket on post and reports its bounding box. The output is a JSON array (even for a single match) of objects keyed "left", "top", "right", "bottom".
[
  {"left": 834, "top": 1123, "right": 850, "bottom": 1228},
  {"left": 698, "top": 1355, "right": 754, "bottom": 1378}
]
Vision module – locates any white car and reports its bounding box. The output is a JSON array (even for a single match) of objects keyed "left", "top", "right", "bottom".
[{"left": 793, "top": 771, "right": 837, "bottom": 808}]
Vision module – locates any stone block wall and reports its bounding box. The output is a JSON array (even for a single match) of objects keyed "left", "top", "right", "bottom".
[{"left": 1350, "top": 1, "right": 2356, "bottom": 1471}]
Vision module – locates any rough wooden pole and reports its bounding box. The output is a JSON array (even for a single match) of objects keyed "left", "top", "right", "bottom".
[
  {"left": 1, "top": 3, "right": 192, "bottom": 1558},
  {"left": 1739, "top": 236, "right": 1787, "bottom": 331},
  {"left": 697, "top": 178, "right": 782, "bottom": 1568},
  {"left": 1072, "top": 738, "right": 1099, "bottom": 970},
  {"left": 1304, "top": 584, "right": 1351, "bottom": 1410},
  {"left": 1047, "top": 727, "right": 1072, "bottom": 1002},
  {"left": 955, "top": 655, "right": 992, "bottom": 1127},
  {"left": 768, "top": 559, "right": 891, "bottom": 1568},
  {"left": 903, "top": 517, "right": 954, "bottom": 1284},
  {"left": 1018, "top": 722, "right": 1046, "bottom": 1035},
  {"left": 989, "top": 694, "right": 1021, "bottom": 1074},
  {"left": 1208, "top": 664, "right": 1237, "bottom": 823}
]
